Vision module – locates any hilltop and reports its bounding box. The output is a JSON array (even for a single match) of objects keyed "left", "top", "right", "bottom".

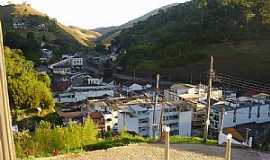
[
  {"left": 0, "top": 4, "right": 101, "bottom": 62},
  {"left": 113, "top": 0, "right": 270, "bottom": 83},
  {"left": 95, "top": 3, "right": 179, "bottom": 45}
]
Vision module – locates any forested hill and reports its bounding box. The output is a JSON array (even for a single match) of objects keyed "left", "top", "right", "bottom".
[
  {"left": 95, "top": 3, "right": 179, "bottom": 44},
  {"left": 0, "top": 4, "right": 101, "bottom": 63},
  {"left": 114, "top": 0, "right": 270, "bottom": 83}
]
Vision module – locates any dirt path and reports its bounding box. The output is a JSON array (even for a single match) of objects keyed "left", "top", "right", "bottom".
[{"left": 40, "top": 144, "right": 270, "bottom": 160}]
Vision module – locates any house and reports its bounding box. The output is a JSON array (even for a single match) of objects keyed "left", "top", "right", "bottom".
[
  {"left": 89, "top": 112, "right": 105, "bottom": 131},
  {"left": 55, "top": 84, "right": 115, "bottom": 103},
  {"left": 211, "top": 95, "right": 270, "bottom": 131},
  {"left": 87, "top": 100, "right": 118, "bottom": 132},
  {"left": 13, "top": 20, "right": 26, "bottom": 29},
  {"left": 164, "top": 83, "right": 224, "bottom": 136},
  {"left": 164, "top": 83, "right": 223, "bottom": 102},
  {"left": 117, "top": 100, "right": 192, "bottom": 137},
  {"left": 52, "top": 65, "right": 71, "bottom": 75},
  {"left": 49, "top": 54, "right": 83, "bottom": 71},
  {"left": 57, "top": 101, "right": 87, "bottom": 125},
  {"left": 40, "top": 49, "right": 53, "bottom": 63},
  {"left": 70, "top": 55, "right": 83, "bottom": 67}
]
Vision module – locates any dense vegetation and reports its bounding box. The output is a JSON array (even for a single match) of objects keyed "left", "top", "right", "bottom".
[
  {"left": 0, "top": 4, "right": 99, "bottom": 63},
  {"left": 14, "top": 118, "right": 97, "bottom": 158},
  {"left": 5, "top": 47, "right": 55, "bottom": 120},
  {"left": 114, "top": 0, "right": 270, "bottom": 82}
]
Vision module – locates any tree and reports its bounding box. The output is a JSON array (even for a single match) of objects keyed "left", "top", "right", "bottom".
[
  {"left": 4, "top": 47, "right": 55, "bottom": 119},
  {"left": 81, "top": 118, "right": 98, "bottom": 146}
]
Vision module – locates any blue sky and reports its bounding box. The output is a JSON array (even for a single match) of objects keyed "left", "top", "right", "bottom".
[{"left": 0, "top": 0, "right": 187, "bottom": 29}]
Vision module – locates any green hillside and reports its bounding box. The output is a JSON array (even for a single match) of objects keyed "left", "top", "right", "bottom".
[
  {"left": 114, "top": 0, "right": 270, "bottom": 83},
  {"left": 95, "top": 3, "right": 179, "bottom": 45},
  {"left": 0, "top": 4, "right": 101, "bottom": 63}
]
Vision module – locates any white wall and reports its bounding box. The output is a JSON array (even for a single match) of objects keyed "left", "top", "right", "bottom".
[
  {"left": 179, "top": 111, "right": 192, "bottom": 136},
  {"left": 223, "top": 104, "right": 270, "bottom": 128}
]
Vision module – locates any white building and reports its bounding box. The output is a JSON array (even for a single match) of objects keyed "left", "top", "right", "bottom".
[
  {"left": 164, "top": 83, "right": 223, "bottom": 102},
  {"left": 49, "top": 54, "right": 83, "bottom": 71},
  {"left": 52, "top": 65, "right": 71, "bottom": 75},
  {"left": 87, "top": 77, "right": 103, "bottom": 85},
  {"left": 70, "top": 56, "right": 83, "bottom": 67},
  {"left": 56, "top": 84, "right": 115, "bottom": 103},
  {"left": 211, "top": 95, "right": 270, "bottom": 130},
  {"left": 117, "top": 102, "right": 192, "bottom": 137}
]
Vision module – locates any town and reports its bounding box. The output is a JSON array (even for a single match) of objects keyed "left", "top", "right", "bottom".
[
  {"left": 1, "top": 1, "right": 270, "bottom": 160},
  {"left": 36, "top": 49, "right": 270, "bottom": 149}
]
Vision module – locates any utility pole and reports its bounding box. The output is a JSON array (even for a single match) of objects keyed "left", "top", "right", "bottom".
[
  {"left": 159, "top": 100, "right": 164, "bottom": 141},
  {"left": 152, "top": 74, "right": 160, "bottom": 138},
  {"left": 203, "top": 56, "right": 214, "bottom": 143},
  {"left": 0, "top": 21, "right": 16, "bottom": 160}
]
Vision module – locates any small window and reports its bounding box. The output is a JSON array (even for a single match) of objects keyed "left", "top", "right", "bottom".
[
  {"left": 233, "top": 109, "right": 237, "bottom": 123},
  {"left": 257, "top": 106, "right": 260, "bottom": 118},
  {"left": 248, "top": 107, "right": 252, "bottom": 119}
]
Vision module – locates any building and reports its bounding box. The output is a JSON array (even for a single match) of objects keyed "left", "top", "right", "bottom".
[
  {"left": 87, "top": 100, "right": 118, "bottom": 132},
  {"left": 70, "top": 55, "right": 83, "bottom": 67},
  {"left": 49, "top": 54, "right": 83, "bottom": 71},
  {"left": 211, "top": 95, "right": 270, "bottom": 131},
  {"left": 164, "top": 83, "right": 223, "bottom": 136},
  {"left": 89, "top": 112, "right": 105, "bottom": 131},
  {"left": 52, "top": 65, "right": 71, "bottom": 75},
  {"left": 117, "top": 100, "right": 192, "bottom": 137},
  {"left": 164, "top": 83, "right": 222, "bottom": 102},
  {"left": 56, "top": 84, "right": 115, "bottom": 103},
  {"left": 57, "top": 101, "right": 87, "bottom": 125},
  {"left": 40, "top": 49, "right": 53, "bottom": 63}
]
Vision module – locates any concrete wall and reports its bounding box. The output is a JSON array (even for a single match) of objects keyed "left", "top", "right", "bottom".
[
  {"left": 179, "top": 111, "right": 192, "bottom": 136},
  {"left": 223, "top": 104, "right": 270, "bottom": 128}
]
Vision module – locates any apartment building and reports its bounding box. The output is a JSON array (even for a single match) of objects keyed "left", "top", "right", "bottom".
[
  {"left": 117, "top": 101, "right": 192, "bottom": 137},
  {"left": 211, "top": 94, "right": 270, "bottom": 131}
]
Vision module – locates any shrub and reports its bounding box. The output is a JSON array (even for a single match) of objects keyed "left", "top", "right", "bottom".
[{"left": 14, "top": 118, "right": 98, "bottom": 158}]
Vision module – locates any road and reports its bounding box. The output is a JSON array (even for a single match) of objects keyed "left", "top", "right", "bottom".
[{"left": 39, "top": 143, "right": 270, "bottom": 160}]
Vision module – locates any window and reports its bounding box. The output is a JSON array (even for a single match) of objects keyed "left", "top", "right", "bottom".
[
  {"left": 248, "top": 107, "right": 252, "bottom": 119},
  {"left": 257, "top": 106, "right": 261, "bottom": 118},
  {"left": 233, "top": 109, "right": 237, "bottom": 123}
]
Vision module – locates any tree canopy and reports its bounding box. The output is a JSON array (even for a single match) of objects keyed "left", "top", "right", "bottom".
[
  {"left": 114, "top": 0, "right": 270, "bottom": 74},
  {"left": 4, "top": 47, "right": 55, "bottom": 119}
]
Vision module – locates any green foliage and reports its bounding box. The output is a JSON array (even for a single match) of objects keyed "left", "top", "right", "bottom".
[
  {"left": 4, "top": 47, "right": 55, "bottom": 119},
  {"left": 5, "top": 48, "right": 54, "bottom": 113},
  {"left": 14, "top": 130, "right": 32, "bottom": 158},
  {"left": 115, "top": 0, "right": 270, "bottom": 74},
  {"left": 170, "top": 136, "right": 217, "bottom": 145},
  {"left": 84, "top": 131, "right": 150, "bottom": 151},
  {"left": 14, "top": 118, "right": 98, "bottom": 158},
  {"left": 1, "top": 5, "right": 96, "bottom": 63}
]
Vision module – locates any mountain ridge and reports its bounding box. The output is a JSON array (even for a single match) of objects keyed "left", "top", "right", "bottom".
[
  {"left": 0, "top": 4, "right": 101, "bottom": 62},
  {"left": 113, "top": 0, "right": 270, "bottom": 83}
]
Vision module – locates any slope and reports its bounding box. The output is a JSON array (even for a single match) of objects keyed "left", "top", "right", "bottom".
[
  {"left": 94, "top": 3, "right": 179, "bottom": 44},
  {"left": 0, "top": 4, "right": 101, "bottom": 62},
  {"left": 113, "top": 0, "right": 270, "bottom": 83}
]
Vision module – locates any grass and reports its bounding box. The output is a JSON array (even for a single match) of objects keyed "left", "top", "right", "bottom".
[{"left": 170, "top": 136, "right": 218, "bottom": 145}]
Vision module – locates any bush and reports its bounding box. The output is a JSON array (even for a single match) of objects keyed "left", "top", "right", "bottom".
[
  {"left": 84, "top": 131, "right": 150, "bottom": 151},
  {"left": 14, "top": 118, "right": 98, "bottom": 158}
]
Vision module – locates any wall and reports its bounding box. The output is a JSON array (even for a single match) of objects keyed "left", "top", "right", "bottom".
[{"left": 179, "top": 111, "right": 192, "bottom": 136}]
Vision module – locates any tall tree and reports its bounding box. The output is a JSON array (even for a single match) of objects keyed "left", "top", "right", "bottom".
[{"left": 4, "top": 47, "right": 55, "bottom": 119}]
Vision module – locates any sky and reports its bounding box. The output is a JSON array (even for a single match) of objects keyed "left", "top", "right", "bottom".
[{"left": 0, "top": 0, "right": 187, "bottom": 29}]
